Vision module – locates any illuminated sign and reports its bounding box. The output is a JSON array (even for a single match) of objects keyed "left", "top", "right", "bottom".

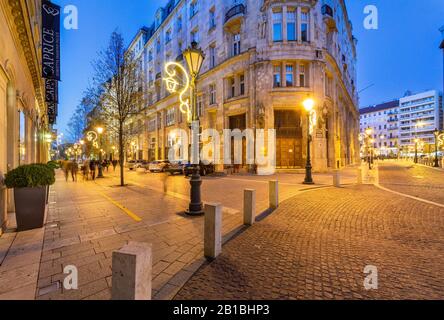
[{"left": 163, "top": 62, "right": 191, "bottom": 122}]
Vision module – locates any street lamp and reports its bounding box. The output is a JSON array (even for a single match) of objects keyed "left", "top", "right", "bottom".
[
  {"left": 364, "top": 127, "right": 373, "bottom": 169},
  {"left": 433, "top": 129, "right": 440, "bottom": 168},
  {"left": 414, "top": 138, "right": 420, "bottom": 164},
  {"left": 96, "top": 127, "right": 105, "bottom": 178},
  {"left": 302, "top": 98, "right": 315, "bottom": 185},
  {"left": 182, "top": 42, "right": 205, "bottom": 215}
]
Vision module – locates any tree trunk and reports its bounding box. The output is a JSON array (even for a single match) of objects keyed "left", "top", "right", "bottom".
[{"left": 119, "top": 122, "right": 125, "bottom": 186}]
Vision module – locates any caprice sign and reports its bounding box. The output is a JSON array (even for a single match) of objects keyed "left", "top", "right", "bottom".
[{"left": 167, "top": 121, "right": 277, "bottom": 175}]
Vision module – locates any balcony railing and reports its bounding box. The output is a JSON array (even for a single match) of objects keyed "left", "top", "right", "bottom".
[
  {"left": 225, "top": 4, "right": 245, "bottom": 24},
  {"left": 322, "top": 5, "right": 334, "bottom": 18}
]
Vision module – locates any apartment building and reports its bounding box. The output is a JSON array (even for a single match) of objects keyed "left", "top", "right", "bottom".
[
  {"left": 129, "top": 0, "right": 359, "bottom": 172},
  {"left": 359, "top": 100, "right": 399, "bottom": 156},
  {"left": 398, "top": 90, "right": 443, "bottom": 150}
]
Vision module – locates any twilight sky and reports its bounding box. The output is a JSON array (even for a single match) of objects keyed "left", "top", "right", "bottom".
[{"left": 55, "top": 0, "right": 444, "bottom": 139}]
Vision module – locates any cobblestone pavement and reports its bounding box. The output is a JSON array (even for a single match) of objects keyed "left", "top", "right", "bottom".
[
  {"left": 175, "top": 184, "right": 444, "bottom": 300},
  {"left": 378, "top": 161, "right": 444, "bottom": 205}
]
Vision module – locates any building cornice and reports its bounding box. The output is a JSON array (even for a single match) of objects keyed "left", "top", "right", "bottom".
[{"left": 3, "top": 0, "right": 46, "bottom": 120}]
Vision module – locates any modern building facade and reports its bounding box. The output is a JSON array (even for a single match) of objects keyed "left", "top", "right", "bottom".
[
  {"left": 398, "top": 90, "right": 443, "bottom": 151},
  {"left": 359, "top": 100, "right": 399, "bottom": 156},
  {"left": 129, "top": 0, "right": 360, "bottom": 172},
  {"left": 0, "top": 0, "right": 52, "bottom": 234}
]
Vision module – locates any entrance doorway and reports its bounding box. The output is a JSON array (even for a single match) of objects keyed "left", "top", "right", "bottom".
[
  {"left": 229, "top": 113, "right": 247, "bottom": 168},
  {"left": 275, "top": 110, "right": 303, "bottom": 168}
]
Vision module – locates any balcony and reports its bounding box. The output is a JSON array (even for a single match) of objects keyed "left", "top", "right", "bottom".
[{"left": 224, "top": 4, "right": 245, "bottom": 30}]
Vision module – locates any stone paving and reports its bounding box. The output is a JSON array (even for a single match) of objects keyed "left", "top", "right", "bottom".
[
  {"left": 1, "top": 167, "right": 349, "bottom": 300},
  {"left": 175, "top": 183, "right": 444, "bottom": 300},
  {"left": 378, "top": 161, "right": 444, "bottom": 205}
]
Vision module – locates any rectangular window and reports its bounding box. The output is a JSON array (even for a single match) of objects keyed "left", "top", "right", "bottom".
[
  {"left": 285, "top": 64, "right": 294, "bottom": 87},
  {"left": 191, "top": 30, "right": 199, "bottom": 44},
  {"left": 209, "top": 8, "right": 216, "bottom": 29},
  {"left": 148, "top": 50, "right": 153, "bottom": 61},
  {"left": 299, "top": 64, "right": 306, "bottom": 87},
  {"left": 197, "top": 97, "right": 203, "bottom": 117},
  {"left": 325, "top": 74, "right": 333, "bottom": 97},
  {"left": 233, "top": 33, "right": 241, "bottom": 56},
  {"left": 240, "top": 74, "right": 245, "bottom": 95},
  {"left": 166, "top": 108, "right": 176, "bottom": 126},
  {"left": 287, "top": 8, "right": 296, "bottom": 41},
  {"left": 229, "top": 77, "right": 236, "bottom": 98},
  {"left": 301, "top": 11, "right": 309, "bottom": 42},
  {"left": 273, "top": 10, "right": 283, "bottom": 42},
  {"left": 209, "top": 84, "right": 216, "bottom": 105},
  {"left": 209, "top": 45, "right": 216, "bottom": 68},
  {"left": 165, "top": 30, "right": 171, "bottom": 43},
  {"left": 156, "top": 39, "right": 161, "bottom": 53},
  {"left": 273, "top": 65, "right": 281, "bottom": 88},
  {"left": 177, "top": 16, "right": 182, "bottom": 31},
  {"left": 190, "top": 0, "right": 198, "bottom": 18}
]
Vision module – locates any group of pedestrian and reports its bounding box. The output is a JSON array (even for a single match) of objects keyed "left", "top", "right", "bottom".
[{"left": 61, "top": 159, "right": 120, "bottom": 183}]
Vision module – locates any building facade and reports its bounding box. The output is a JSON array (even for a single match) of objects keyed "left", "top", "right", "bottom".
[
  {"left": 359, "top": 100, "right": 399, "bottom": 157},
  {"left": 131, "top": 0, "right": 359, "bottom": 172},
  {"left": 0, "top": 0, "right": 52, "bottom": 234},
  {"left": 398, "top": 90, "right": 443, "bottom": 152}
]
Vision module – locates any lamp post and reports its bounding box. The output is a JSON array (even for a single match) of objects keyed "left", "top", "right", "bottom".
[
  {"left": 97, "top": 127, "right": 104, "bottom": 178},
  {"left": 182, "top": 42, "right": 206, "bottom": 215},
  {"left": 365, "top": 127, "right": 373, "bottom": 170},
  {"left": 302, "top": 98, "right": 315, "bottom": 185},
  {"left": 414, "top": 138, "right": 419, "bottom": 164},
  {"left": 434, "top": 129, "right": 440, "bottom": 167}
]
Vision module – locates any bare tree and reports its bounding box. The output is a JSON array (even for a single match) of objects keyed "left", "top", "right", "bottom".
[
  {"left": 66, "top": 100, "right": 94, "bottom": 143},
  {"left": 89, "top": 31, "right": 146, "bottom": 186}
]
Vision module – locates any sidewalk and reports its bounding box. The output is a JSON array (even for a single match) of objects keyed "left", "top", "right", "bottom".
[{"left": 0, "top": 166, "right": 359, "bottom": 300}]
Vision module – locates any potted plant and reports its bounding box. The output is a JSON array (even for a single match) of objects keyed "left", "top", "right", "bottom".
[{"left": 4, "top": 164, "right": 56, "bottom": 231}]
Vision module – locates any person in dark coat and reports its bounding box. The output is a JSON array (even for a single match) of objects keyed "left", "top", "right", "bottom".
[{"left": 89, "top": 160, "right": 97, "bottom": 180}]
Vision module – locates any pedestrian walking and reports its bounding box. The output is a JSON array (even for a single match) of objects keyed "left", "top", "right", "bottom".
[
  {"left": 112, "top": 159, "right": 118, "bottom": 172},
  {"left": 82, "top": 160, "right": 90, "bottom": 181},
  {"left": 71, "top": 161, "right": 79, "bottom": 182},
  {"left": 90, "top": 160, "right": 97, "bottom": 181},
  {"left": 62, "top": 161, "right": 70, "bottom": 182}
]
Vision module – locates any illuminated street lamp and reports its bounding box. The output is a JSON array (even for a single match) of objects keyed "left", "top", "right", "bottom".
[
  {"left": 433, "top": 129, "right": 444, "bottom": 168},
  {"left": 164, "top": 42, "right": 205, "bottom": 216},
  {"left": 302, "top": 98, "right": 316, "bottom": 185},
  {"left": 414, "top": 138, "right": 420, "bottom": 164}
]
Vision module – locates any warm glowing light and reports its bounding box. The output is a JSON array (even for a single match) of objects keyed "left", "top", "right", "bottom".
[
  {"left": 303, "top": 98, "right": 315, "bottom": 112},
  {"left": 97, "top": 127, "right": 104, "bottom": 134},
  {"left": 80, "top": 140, "right": 84, "bottom": 145},
  {"left": 163, "top": 61, "right": 191, "bottom": 122},
  {"left": 365, "top": 128, "right": 372, "bottom": 136}
]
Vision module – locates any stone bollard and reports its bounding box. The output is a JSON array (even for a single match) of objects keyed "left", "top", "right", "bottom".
[
  {"left": 357, "top": 168, "right": 363, "bottom": 184},
  {"left": 243, "top": 189, "right": 256, "bottom": 226},
  {"left": 269, "top": 180, "right": 279, "bottom": 209},
  {"left": 112, "top": 241, "right": 152, "bottom": 300},
  {"left": 333, "top": 169, "right": 341, "bottom": 187},
  {"left": 204, "top": 203, "right": 222, "bottom": 260}
]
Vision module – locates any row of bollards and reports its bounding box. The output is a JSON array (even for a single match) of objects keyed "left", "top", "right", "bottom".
[{"left": 110, "top": 180, "right": 281, "bottom": 300}]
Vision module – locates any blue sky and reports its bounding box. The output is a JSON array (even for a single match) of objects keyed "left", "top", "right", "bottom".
[{"left": 55, "top": 0, "right": 444, "bottom": 138}]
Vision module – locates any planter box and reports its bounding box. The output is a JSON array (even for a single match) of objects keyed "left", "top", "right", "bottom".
[{"left": 14, "top": 186, "right": 47, "bottom": 232}]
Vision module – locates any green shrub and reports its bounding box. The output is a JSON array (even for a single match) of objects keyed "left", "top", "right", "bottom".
[{"left": 4, "top": 164, "right": 56, "bottom": 189}]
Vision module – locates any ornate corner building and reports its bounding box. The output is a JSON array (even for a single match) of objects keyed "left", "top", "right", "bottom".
[
  {"left": 129, "top": 0, "right": 360, "bottom": 173},
  {"left": 0, "top": 0, "right": 53, "bottom": 233}
]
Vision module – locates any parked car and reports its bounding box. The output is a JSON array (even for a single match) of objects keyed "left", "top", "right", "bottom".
[
  {"left": 165, "top": 161, "right": 185, "bottom": 175},
  {"left": 184, "top": 162, "right": 215, "bottom": 176},
  {"left": 149, "top": 160, "right": 170, "bottom": 173},
  {"left": 126, "top": 160, "right": 149, "bottom": 171}
]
